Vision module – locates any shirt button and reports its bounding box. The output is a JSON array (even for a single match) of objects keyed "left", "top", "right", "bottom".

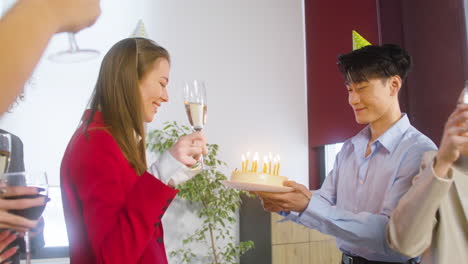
[
  {"left": 154, "top": 222, "right": 161, "bottom": 227},
  {"left": 157, "top": 237, "right": 163, "bottom": 243}
]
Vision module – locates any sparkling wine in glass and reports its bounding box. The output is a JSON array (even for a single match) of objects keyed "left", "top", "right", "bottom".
[
  {"left": 48, "top": 33, "right": 100, "bottom": 63},
  {"left": 1, "top": 172, "right": 48, "bottom": 264},
  {"left": 183, "top": 80, "right": 210, "bottom": 170},
  {"left": 0, "top": 133, "right": 11, "bottom": 173}
]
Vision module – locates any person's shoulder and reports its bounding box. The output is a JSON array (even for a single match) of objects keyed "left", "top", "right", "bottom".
[
  {"left": 75, "top": 126, "right": 112, "bottom": 142},
  {"left": 64, "top": 126, "right": 122, "bottom": 168},
  {"left": 70, "top": 126, "right": 119, "bottom": 154},
  {"left": 403, "top": 125, "right": 437, "bottom": 151},
  {"left": 341, "top": 138, "right": 354, "bottom": 151},
  {"left": 340, "top": 132, "right": 361, "bottom": 152},
  {"left": 0, "top": 128, "right": 22, "bottom": 142},
  {"left": 330, "top": 138, "right": 355, "bottom": 163}
]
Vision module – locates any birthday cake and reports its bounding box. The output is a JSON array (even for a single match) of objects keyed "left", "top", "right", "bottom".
[{"left": 230, "top": 152, "right": 287, "bottom": 187}]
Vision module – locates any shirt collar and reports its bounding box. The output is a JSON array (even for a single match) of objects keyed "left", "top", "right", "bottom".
[
  {"left": 376, "top": 114, "right": 410, "bottom": 153},
  {"left": 351, "top": 113, "right": 411, "bottom": 154}
]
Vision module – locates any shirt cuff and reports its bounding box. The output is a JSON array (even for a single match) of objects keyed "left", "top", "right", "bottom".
[
  {"left": 295, "top": 195, "right": 327, "bottom": 229},
  {"left": 278, "top": 211, "right": 300, "bottom": 222},
  {"left": 149, "top": 151, "right": 201, "bottom": 186}
]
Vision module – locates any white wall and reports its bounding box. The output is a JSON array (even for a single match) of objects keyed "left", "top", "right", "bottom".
[{"left": 1, "top": 0, "right": 307, "bottom": 262}]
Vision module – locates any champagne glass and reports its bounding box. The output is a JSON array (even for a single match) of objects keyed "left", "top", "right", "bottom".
[
  {"left": 183, "top": 80, "right": 211, "bottom": 170},
  {"left": 1, "top": 172, "right": 48, "bottom": 264},
  {"left": 457, "top": 81, "right": 468, "bottom": 140},
  {"left": 459, "top": 80, "right": 468, "bottom": 104},
  {"left": 48, "top": 33, "right": 100, "bottom": 63},
  {"left": 0, "top": 133, "right": 11, "bottom": 173}
]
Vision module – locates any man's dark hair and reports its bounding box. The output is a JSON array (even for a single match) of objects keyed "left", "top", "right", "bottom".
[{"left": 337, "top": 44, "right": 412, "bottom": 84}]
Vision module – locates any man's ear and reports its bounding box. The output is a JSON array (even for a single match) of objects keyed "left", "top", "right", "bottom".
[{"left": 389, "top": 75, "right": 402, "bottom": 96}]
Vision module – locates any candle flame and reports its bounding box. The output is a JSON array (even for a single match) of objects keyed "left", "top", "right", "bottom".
[{"left": 253, "top": 152, "right": 259, "bottom": 161}]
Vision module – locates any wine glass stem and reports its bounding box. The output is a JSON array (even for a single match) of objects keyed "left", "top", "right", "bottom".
[
  {"left": 194, "top": 128, "right": 206, "bottom": 170},
  {"left": 199, "top": 153, "right": 206, "bottom": 170},
  {"left": 25, "top": 231, "right": 31, "bottom": 264},
  {"left": 68, "top": 33, "right": 79, "bottom": 53}
]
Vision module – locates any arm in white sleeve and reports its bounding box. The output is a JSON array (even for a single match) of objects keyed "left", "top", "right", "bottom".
[{"left": 148, "top": 151, "right": 201, "bottom": 187}]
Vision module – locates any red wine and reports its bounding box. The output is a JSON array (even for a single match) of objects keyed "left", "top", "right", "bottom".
[{"left": 4, "top": 194, "right": 47, "bottom": 220}]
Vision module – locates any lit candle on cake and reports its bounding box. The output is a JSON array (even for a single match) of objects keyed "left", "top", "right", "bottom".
[
  {"left": 263, "top": 156, "right": 268, "bottom": 173},
  {"left": 268, "top": 152, "right": 273, "bottom": 174},
  {"left": 241, "top": 154, "right": 246, "bottom": 172},
  {"left": 276, "top": 155, "right": 281, "bottom": 176},
  {"left": 245, "top": 152, "right": 251, "bottom": 172},
  {"left": 252, "top": 152, "right": 259, "bottom": 172},
  {"left": 273, "top": 156, "right": 278, "bottom": 176}
]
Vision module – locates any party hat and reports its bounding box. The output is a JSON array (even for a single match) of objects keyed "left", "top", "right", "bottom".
[
  {"left": 352, "top": 30, "right": 372, "bottom": 50},
  {"left": 131, "top": 19, "right": 149, "bottom": 38}
]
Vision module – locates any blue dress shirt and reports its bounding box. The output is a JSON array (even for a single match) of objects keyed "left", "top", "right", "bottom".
[{"left": 285, "top": 114, "right": 436, "bottom": 262}]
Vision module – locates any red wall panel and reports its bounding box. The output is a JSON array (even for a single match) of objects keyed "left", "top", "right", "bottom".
[
  {"left": 401, "top": 0, "right": 468, "bottom": 144},
  {"left": 305, "top": 0, "right": 380, "bottom": 189}
]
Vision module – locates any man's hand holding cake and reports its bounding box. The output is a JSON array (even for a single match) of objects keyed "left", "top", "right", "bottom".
[{"left": 257, "top": 181, "right": 312, "bottom": 212}]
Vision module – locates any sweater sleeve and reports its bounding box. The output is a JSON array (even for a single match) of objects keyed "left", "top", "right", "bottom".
[
  {"left": 148, "top": 150, "right": 201, "bottom": 186},
  {"left": 73, "top": 130, "right": 178, "bottom": 263},
  {"left": 387, "top": 151, "right": 454, "bottom": 258}
]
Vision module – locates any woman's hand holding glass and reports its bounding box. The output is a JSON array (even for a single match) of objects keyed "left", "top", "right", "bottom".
[{"left": 169, "top": 132, "right": 208, "bottom": 167}]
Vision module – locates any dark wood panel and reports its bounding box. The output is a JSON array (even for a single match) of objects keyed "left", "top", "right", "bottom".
[{"left": 239, "top": 195, "right": 271, "bottom": 264}]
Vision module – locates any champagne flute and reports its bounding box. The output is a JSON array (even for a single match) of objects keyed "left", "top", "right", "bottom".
[
  {"left": 183, "top": 80, "right": 211, "bottom": 170},
  {"left": 1, "top": 172, "right": 48, "bottom": 264},
  {"left": 459, "top": 80, "right": 468, "bottom": 104},
  {"left": 457, "top": 81, "right": 468, "bottom": 140},
  {"left": 0, "top": 133, "right": 11, "bottom": 173},
  {"left": 48, "top": 33, "right": 100, "bottom": 63}
]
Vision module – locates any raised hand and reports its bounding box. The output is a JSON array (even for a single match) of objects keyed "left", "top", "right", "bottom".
[
  {"left": 435, "top": 103, "right": 468, "bottom": 177},
  {"left": 44, "top": 0, "right": 101, "bottom": 33}
]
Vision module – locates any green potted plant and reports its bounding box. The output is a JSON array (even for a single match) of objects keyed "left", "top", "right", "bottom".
[{"left": 147, "top": 121, "right": 254, "bottom": 264}]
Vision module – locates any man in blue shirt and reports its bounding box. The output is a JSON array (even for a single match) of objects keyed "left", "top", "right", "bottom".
[{"left": 257, "top": 44, "right": 436, "bottom": 264}]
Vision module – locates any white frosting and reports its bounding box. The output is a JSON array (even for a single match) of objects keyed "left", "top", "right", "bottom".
[{"left": 230, "top": 171, "right": 287, "bottom": 187}]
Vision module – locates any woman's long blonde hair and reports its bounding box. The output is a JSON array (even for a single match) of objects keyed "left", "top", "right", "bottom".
[{"left": 84, "top": 38, "right": 170, "bottom": 175}]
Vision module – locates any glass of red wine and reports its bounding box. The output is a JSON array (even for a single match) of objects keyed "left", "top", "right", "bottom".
[{"left": 1, "top": 172, "right": 48, "bottom": 264}]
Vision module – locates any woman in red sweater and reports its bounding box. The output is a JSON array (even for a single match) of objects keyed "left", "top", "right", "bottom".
[{"left": 60, "top": 38, "right": 207, "bottom": 264}]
